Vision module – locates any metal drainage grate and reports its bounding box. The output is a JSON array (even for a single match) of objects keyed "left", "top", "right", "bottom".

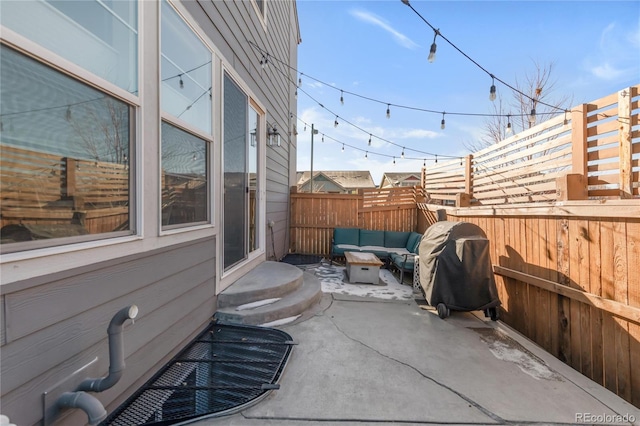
[{"left": 101, "top": 322, "right": 295, "bottom": 426}]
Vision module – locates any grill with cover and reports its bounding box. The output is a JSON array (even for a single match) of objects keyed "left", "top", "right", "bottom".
[{"left": 418, "top": 221, "right": 501, "bottom": 320}]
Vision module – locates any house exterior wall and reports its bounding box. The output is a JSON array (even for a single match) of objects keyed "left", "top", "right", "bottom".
[{"left": 0, "top": 1, "right": 298, "bottom": 425}]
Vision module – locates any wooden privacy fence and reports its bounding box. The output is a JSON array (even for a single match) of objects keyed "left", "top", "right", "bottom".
[
  {"left": 421, "top": 86, "right": 639, "bottom": 205},
  {"left": 289, "top": 186, "right": 420, "bottom": 255},
  {"left": 426, "top": 203, "right": 640, "bottom": 408}
]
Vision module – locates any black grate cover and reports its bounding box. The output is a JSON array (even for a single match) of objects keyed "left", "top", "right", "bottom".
[{"left": 101, "top": 322, "right": 294, "bottom": 426}]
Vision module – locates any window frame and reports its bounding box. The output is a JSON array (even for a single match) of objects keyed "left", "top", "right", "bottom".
[
  {"left": 159, "top": 0, "right": 215, "bottom": 233},
  {"left": 0, "top": 28, "right": 140, "bottom": 255}
]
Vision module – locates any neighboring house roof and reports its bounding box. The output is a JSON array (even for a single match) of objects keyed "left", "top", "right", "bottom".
[
  {"left": 379, "top": 172, "right": 422, "bottom": 188},
  {"left": 297, "top": 170, "right": 376, "bottom": 191}
]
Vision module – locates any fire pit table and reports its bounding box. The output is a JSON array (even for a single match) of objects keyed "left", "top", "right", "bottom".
[{"left": 344, "top": 251, "right": 383, "bottom": 284}]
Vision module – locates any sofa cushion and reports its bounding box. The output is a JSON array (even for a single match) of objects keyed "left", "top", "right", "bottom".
[
  {"left": 332, "top": 244, "right": 361, "bottom": 256},
  {"left": 333, "top": 228, "right": 360, "bottom": 246},
  {"left": 359, "top": 229, "right": 385, "bottom": 247},
  {"left": 391, "top": 252, "right": 416, "bottom": 271},
  {"left": 384, "top": 231, "right": 411, "bottom": 248},
  {"left": 405, "top": 232, "right": 422, "bottom": 253},
  {"left": 359, "top": 245, "right": 393, "bottom": 259}
]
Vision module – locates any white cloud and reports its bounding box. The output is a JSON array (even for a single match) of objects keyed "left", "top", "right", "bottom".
[
  {"left": 591, "top": 63, "right": 626, "bottom": 81},
  {"left": 350, "top": 9, "right": 419, "bottom": 50}
]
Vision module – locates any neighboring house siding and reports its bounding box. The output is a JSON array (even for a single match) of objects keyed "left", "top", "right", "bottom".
[
  {"left": 187, "top": 0, "right": 297, "bottom": 260},
  {"left": 0, "top": 237, "right": 216, "bottom": 426}
]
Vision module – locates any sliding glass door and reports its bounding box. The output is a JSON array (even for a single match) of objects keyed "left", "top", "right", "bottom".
[{"left": 223, "top": 73, "right": 261, "bottom": 270}]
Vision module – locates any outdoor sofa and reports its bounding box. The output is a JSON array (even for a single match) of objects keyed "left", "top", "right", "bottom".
[{"left": 330, "top": 227, "right": 422, "bottom": 282}]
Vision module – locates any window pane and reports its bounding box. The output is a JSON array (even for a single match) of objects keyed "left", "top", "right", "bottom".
[
  {"left": 0, "top": 46, "right": 132, "bottom": 249},
  {"left": 161, "top": 0, "right": 211, "bottom": 134},
  {"left": 248, "top": 106, "right": 259, "bottom": 253},
  {"left": 0, "top": 0, "right": 138, "bottom": 93},
  {"left": 223, "top": 74, "right": 247, "bottom": 269},
  {"left": 161, "top": 122, "right": 208, "bottom": 228}
]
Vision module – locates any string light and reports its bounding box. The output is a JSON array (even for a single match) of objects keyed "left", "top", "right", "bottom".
[
  {"left": 529, "top": 108, "right": 536, "bottom": 125},
  {"left": 341, "top": 143, "right": 345, "bottom": 152},
  {"left": 334, "top": 116, "right": 339, "bottom": 127},
  {"left": 248, "top": 41, "right": 567, "bottom": 124},
  {"left": 401, "top": 148, "right": 405, "bottom": 159},
  {"left": 489, "top": 75, "right": 496, "bottom": 101},
  {"left": 386, "top": 104, "right": 391, "bottom": 119},
  {"left": 460, "top": 158, "right": 463, "bottom": 166},
  {"left": 506, "top": 114, "right": 512, "bottom": 133},
  {"left": 440, "top": 112, "right": 446, "bottom": 130},
  {"left": 399, "top": 4, "right": 567, "bottom": 113},
  {"left": 295, "top": 89, "right": 298, "bottom": 99},
  {"left": 340, "top": 90, "right": 344, "bottom": 105},
  {"left": 322, "top": 135, "right": 324, "bottom": 142},
  {"left": 368, "top": 134, "right": 372, "bottom": 146},
  {"left": 298, "top": 74, "right": 302, "bottom": 87},
  {"left": 304, "top": 124, "right": 307, "bottom": 132},
  {"left": 423, "top": 158, "right": 426, "bottom": 167},
  {"left": 563, "top": 110, "right": 569, "bottom": 126},
  {"left": 435, "top": 155, "right": 438, "bottom": 163},
  {"left": 179, "top": 75, "right": 184, "bottom": 88},
  {"left": 260, "top": 55, "right": 268, "bottom": 68},
  {"left": 428, "top": 29, "right": 439, "bottom": 63},
  {"left": 393, "top": 157, "right": 396, "bottom": 165},
  {"left": 365, "top": 151, "right": 368, "bottom": 159}
]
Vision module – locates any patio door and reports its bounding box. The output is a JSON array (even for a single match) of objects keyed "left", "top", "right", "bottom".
[{"left": 223, "top": 73, "right": 260, "bottom": 270}]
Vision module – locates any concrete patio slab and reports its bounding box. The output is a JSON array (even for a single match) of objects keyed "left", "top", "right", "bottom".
[{"left": 189, "top": 262, "right": 640, "bottom": 426}]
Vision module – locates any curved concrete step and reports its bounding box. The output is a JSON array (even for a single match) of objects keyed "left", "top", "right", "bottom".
[
  {"left": 218, "top": 261, "right": 303, "bottom": 308},
  {"left": 215, "top": 271, "right": 322, "bottom": 326}
]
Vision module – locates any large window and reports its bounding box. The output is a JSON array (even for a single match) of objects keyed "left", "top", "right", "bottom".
[
  {"left": 160, "top": 0, "right": 212, "bottom": 229},
  {"left": 1, "top": 0, "right": 138, "bottom": 93},
  {"left": 0, "top": 46, "right": 133, "bottom": 250}
]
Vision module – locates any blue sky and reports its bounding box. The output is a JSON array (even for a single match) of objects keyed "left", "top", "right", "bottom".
[{"left": 294, "top": 0, "right": 640, "bottom": 185}]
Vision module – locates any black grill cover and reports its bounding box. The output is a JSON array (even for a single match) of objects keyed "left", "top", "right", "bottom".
[{"left": 418, "top": 221, "right": 500, "bottom": 311}]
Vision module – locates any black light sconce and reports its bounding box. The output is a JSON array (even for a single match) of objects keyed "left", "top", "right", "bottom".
[{"left": 267, "top": 125, "right": 281, "bottom": 147}]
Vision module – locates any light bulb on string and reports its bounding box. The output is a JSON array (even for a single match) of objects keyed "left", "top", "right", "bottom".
[
  {"left": 365, "top": 151, "right": 368, "bottom": 159},
  {"left": 460, "top": 158, "right": 463, "bottom": 166},
  {"left": 563, "top": 110, "right": 569, "bottom": 126},
  {"left": 506, "top": 114, "right": 512, "bottom": 134},
  {"left": 401, "top": 148, "right": 405, "bottom": 159},
  {"left": 440, "top": 112, "right": 446, "bottom": 130},
  {"left": 260, "top": 55, "right": 268, "bottom": 69},
  {"left": 428, "top": 29, "right": 439, "bottom": 63},
  {"left": 321, "top": 134, "right": 325, "bottom": 142},
  {"left": 298, "top": 74, "right": 302, "bottom": 87},
  {"left": 393, "top": 157, "right": 396, "bottom": 165},
  {"left": 423, "top": 159, "right": 426, "bottom": 167},
  {"left": 340, "top": 90, "right": 344, "bottom": 105},
  {"left": 529, "top": 108, "right": 536, "bottom": 125},
  {"left": 386, "top": 104, "right": 391, "bottom": 119},
  {"left": 489, "top": 75, "right": 496, "bottom": 101},
  {"left": 179, "top": 75, "right": 184, "bottom": 89},
  {"left": 334, "top": 116, "right": 339, "bottom": 127},
  {"left": 303, "top": 124, "right": 307, "bottom": 132},
  {"left": 435, "top": 155, "right": 438, "bottom": 164},
  {"left": 368, "top": 134, "right": 372, "bottom": 146},
  {"left": 341, "top": 143, "right": 345, "bottom": 152},
  {"left": 294, "top": 89, "right": 298, "bottom": 99}
]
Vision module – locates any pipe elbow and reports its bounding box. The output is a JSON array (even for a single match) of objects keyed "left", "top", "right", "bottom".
[
  {"left": 56, "top": 392, "right": 107, "bottom": 425},
  {"left": 108, "top": 305, "right": 138, "bottom": 335}
]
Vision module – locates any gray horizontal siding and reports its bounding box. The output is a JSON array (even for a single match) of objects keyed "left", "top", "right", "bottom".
[{"left": 0, "top": 237, "right": 216, "bottom": 426}]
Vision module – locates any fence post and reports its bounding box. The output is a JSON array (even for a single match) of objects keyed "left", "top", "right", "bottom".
[
  {"left": 357, "top": 188, "right": 364, "bottom": 228},
  {"left": 556, "top": 105, "right": 589, "bottom": 200},
  {"left": 465, "top": 154, "right": 473, "bottom": 200},
  {"left": 618, "top": 87, "right": 634, "bottom": 198}
]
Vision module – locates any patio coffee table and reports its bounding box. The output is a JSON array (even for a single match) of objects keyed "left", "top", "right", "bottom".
[{"left": 344, "top": 251, "right": 383, "bottom": 284}]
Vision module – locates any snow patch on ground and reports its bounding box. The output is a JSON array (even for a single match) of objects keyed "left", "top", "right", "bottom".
[
  {"left": 305, "top": 263, "right": 414, "bottom": 301},
  {"left": 236, "top": 298, "right": 281, "bottom": 311},
  {"left": 260, "top": 315, "right": 301, "bottom": 327}
]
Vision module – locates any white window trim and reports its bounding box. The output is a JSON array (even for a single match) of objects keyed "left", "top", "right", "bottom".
[{"left": 251, "top": 0, "right": 267, "bottom": 29}]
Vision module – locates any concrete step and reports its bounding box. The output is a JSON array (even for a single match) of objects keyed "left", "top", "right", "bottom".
[
  {"left": 217, "top": 261, "right": 303, "bottom": 308},
  {"left": 215, "top": 271, "right": 322, "bottom": 326}
]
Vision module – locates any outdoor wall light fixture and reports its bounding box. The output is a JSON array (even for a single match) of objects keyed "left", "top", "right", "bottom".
[{"left": 268, "top": 125, "right": 281, "bottom": 147}]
